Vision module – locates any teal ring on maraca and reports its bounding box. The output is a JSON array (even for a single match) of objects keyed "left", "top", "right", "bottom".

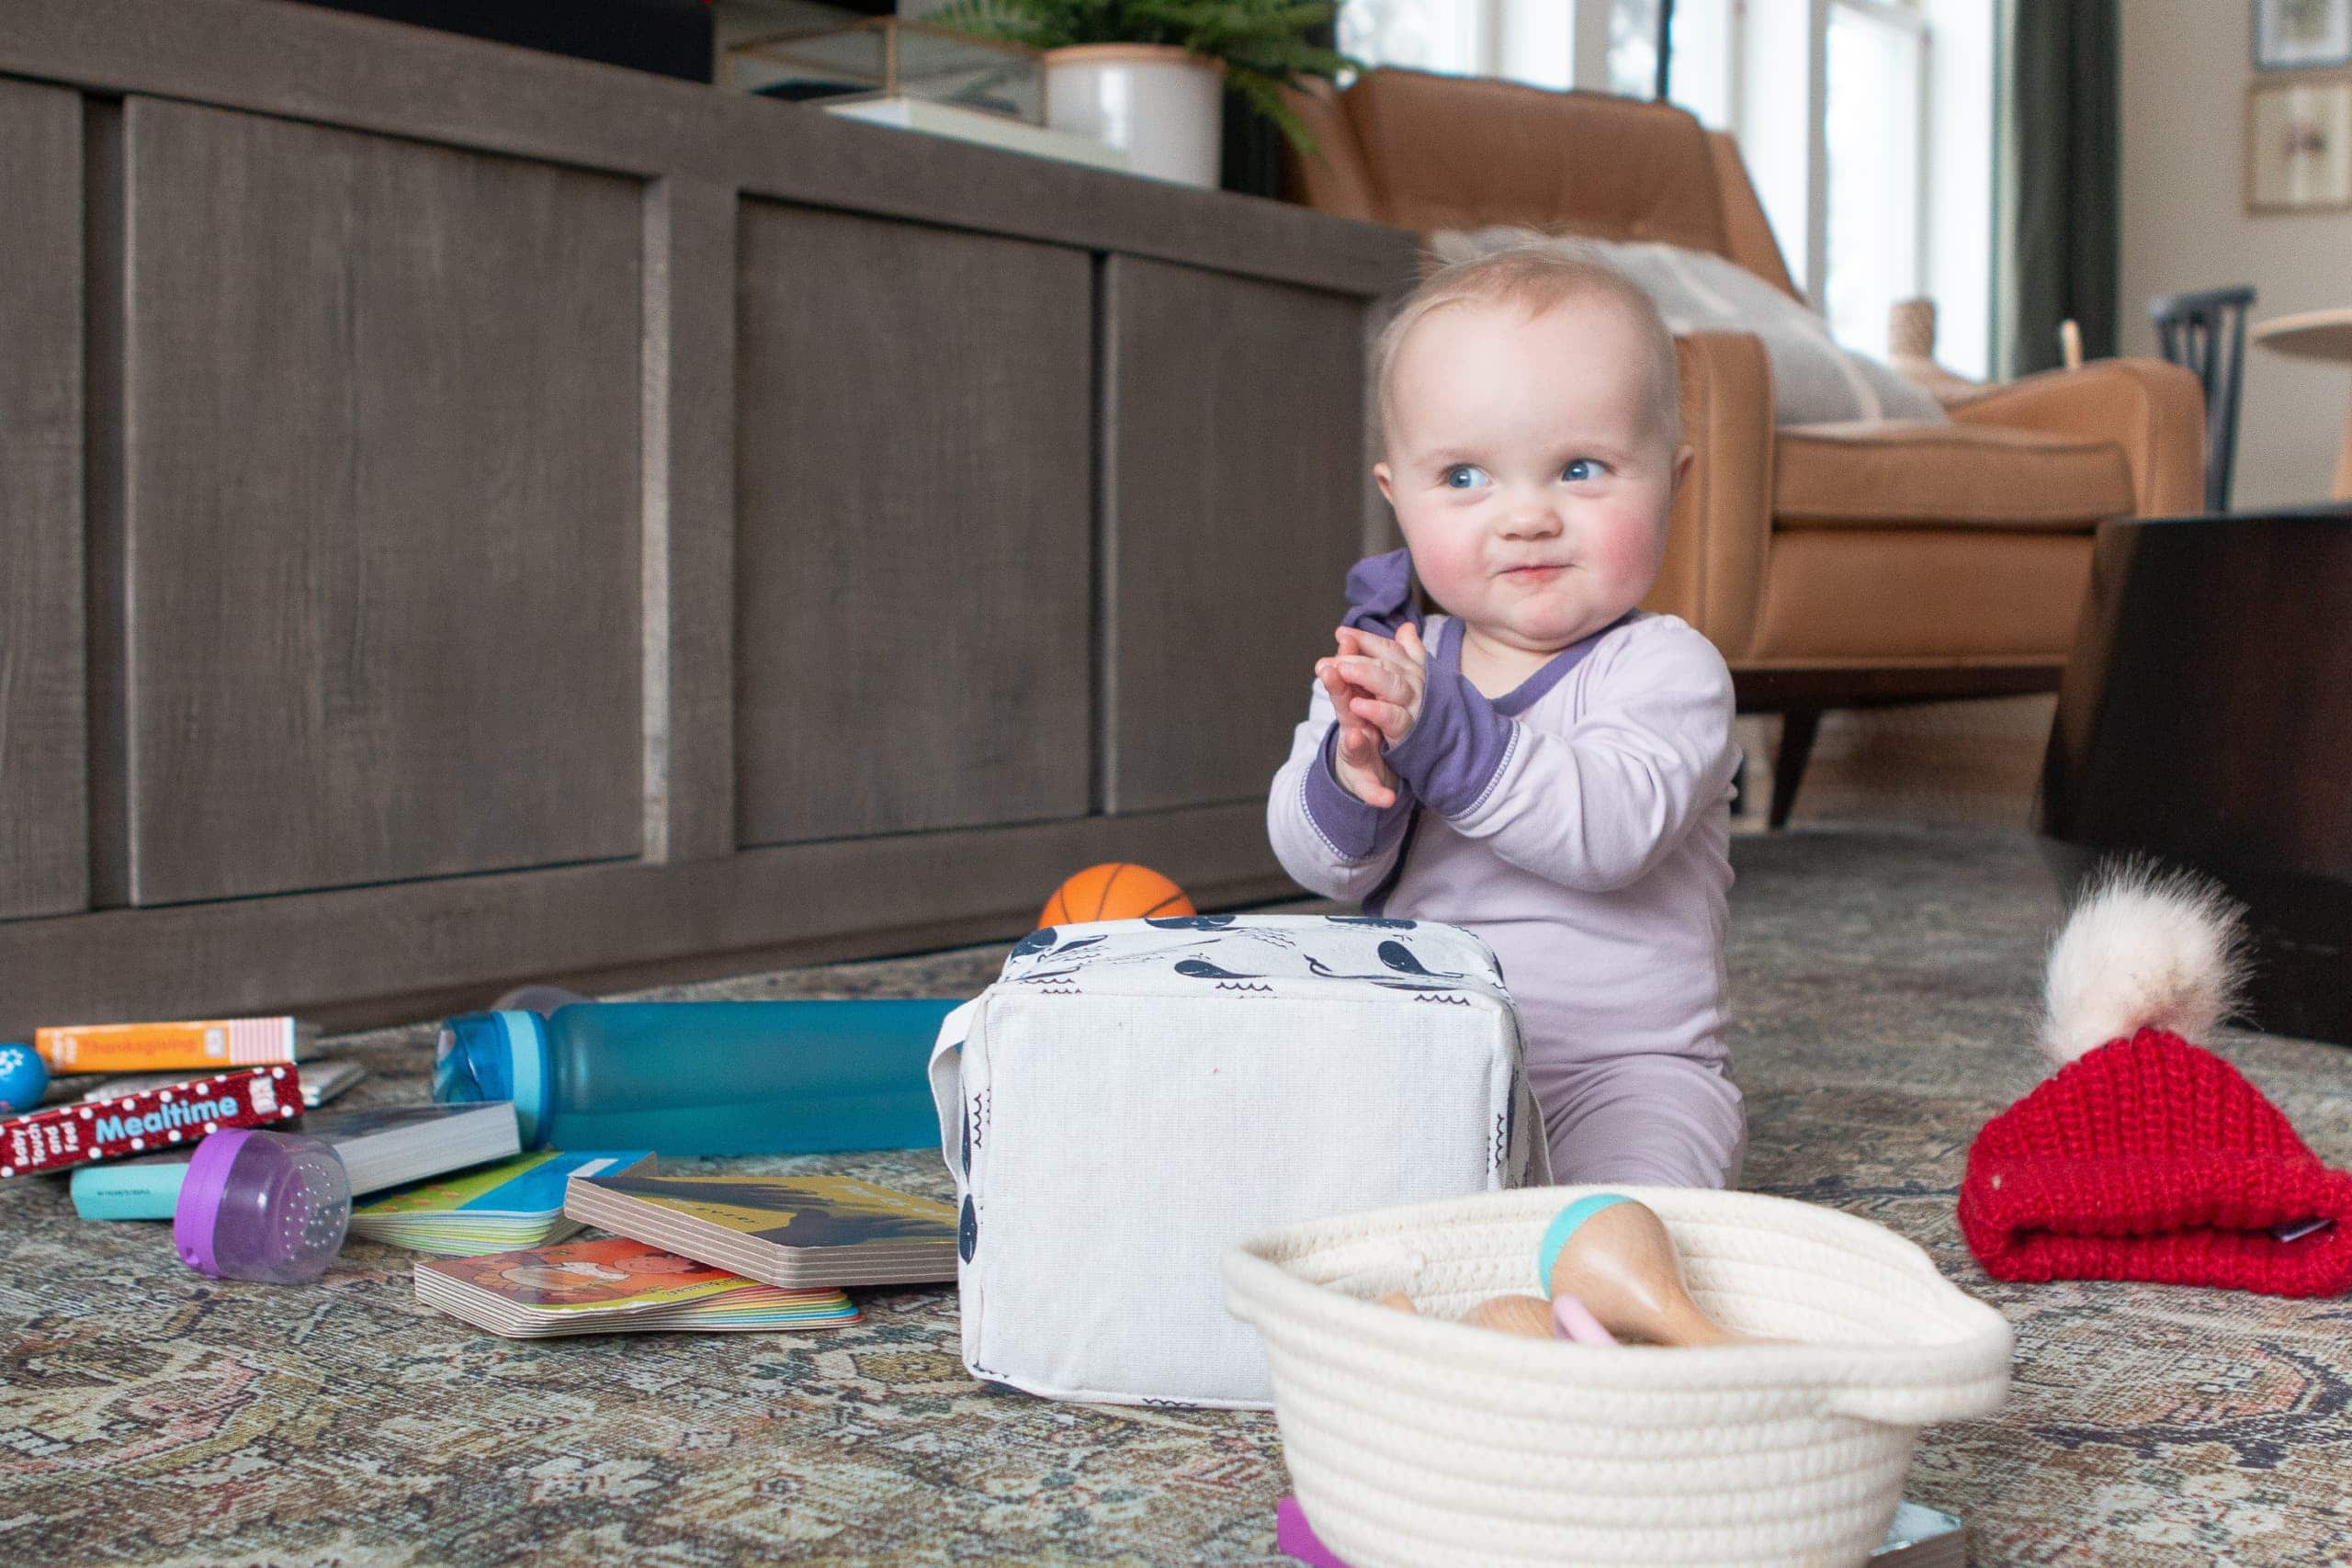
[
  {"left": 1536, "top": 1191, "right": 1634, "bottom": 1294},
  {"left": 0, "top": 1043, "right": 49, "bottom": 1114}
]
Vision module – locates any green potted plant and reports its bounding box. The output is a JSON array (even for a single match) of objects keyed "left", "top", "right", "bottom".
[{"left": 929, "top": 0, "right": 1353, "bottom": 188}]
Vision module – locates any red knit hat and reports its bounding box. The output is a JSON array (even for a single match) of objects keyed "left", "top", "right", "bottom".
[{"left": 1959, "top": 868, "right": 2352, "bottom": 1298}]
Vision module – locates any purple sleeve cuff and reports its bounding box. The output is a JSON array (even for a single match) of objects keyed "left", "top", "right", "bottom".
[
  {"left": 1304, "top": 725, "right": 1413, "bottom": 860},
  {"left": 1340, "top": 548, "right": 1421, "bottom": 638},
  {"left": 1382, "top": 666, "right": 1516, "bottom": 818}
]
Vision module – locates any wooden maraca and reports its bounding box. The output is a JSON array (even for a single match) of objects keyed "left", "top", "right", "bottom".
[
  {"left": 1384, "top": 1285, "right": 1621, "bottom": 1344},
  {"left": 1464, "top": 1293, "right": 1555, "bottom": 1337},
  {"left": 1536, "top": 1193, "right": 1759, "bottom": 1347}
]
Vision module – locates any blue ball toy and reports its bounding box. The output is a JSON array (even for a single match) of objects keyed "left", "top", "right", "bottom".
[{"left": 0, "top": 1043, "right": 48, "bottom": 1114}]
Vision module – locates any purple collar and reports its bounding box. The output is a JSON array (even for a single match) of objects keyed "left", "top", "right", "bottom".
[{"left": 1438, "top": 612, "right": 1633, "bottom": 715}]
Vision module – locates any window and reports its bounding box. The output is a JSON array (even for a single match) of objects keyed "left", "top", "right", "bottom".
[
  {"left": 1338, "top": 0, "right": 1487, "bottom": 78},
  {"left": 1823, "top": 1, "right": 1927, "bottom": 359},
  {"left": 1340, "top": 0, "right": 1996, "bottom": 378},
  {"left": 1609, "top": 0, "right": 1663, "bottom": 97},
  {"left": 1339, "top": 0, "right": 1577, "bottom": 90}
]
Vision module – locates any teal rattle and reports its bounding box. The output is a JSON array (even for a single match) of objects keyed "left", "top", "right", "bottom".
[
  {"left": 1535, "top": 1192, "right": 1754, "bottom": 1347},
  {"left": 1382, "top": 1193, "right": 1762, "bottom": 1345}
]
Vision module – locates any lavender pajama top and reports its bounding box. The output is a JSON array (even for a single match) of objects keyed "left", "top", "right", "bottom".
[{"left": 1265, "top": 549, "right": 1747, "bottom": 1188}]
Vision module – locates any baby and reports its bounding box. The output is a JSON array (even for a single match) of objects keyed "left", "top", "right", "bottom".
[{"left": 1266, "top": 242, "right": 1744, "bottom": 1190}]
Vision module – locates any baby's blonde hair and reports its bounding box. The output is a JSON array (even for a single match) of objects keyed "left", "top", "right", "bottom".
[{"left": 1373, "top": 235, "right": 1681, "bottom": 457}]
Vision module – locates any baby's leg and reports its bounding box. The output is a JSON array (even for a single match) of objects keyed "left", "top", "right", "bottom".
[{"left": 1541, "top": 1055, "right": 1747, "bottom": 1190}]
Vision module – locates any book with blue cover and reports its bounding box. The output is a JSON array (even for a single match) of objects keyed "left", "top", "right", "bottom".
[
  {"left": 350, "top": 1148, "right": 655, "bottom": 1254},
  {"left": 69, "top": 1101, "right": 520, "bottom": 1220}
]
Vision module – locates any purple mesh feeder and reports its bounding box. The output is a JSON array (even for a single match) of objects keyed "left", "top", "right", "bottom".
[{"left": 174, "top": 1128, "right": 351, "bottom": 1284}]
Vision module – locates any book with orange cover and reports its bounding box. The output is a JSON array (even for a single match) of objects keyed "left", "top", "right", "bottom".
[{"left": 36, "top": 1016, "right": 311, "bottom": 1073}]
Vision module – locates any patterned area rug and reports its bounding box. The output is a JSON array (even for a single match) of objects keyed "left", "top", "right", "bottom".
[{"left": 3, "top": 828, "right": 2349, "bottom": 1565}]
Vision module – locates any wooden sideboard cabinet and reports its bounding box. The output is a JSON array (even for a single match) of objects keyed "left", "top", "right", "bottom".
[{"left": 0, "top": 0, "right": 1416, "bottom": 1031}]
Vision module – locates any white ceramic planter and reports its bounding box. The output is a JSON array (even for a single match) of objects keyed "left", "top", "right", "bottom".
[{"left": 1044, "top": 43, "right": 1223, "bottom": 188}]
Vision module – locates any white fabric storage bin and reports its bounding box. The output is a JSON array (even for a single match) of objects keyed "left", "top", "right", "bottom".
[
  {"left": 928, "top": 913, "right": 1550, "bottom": 1408},
  {"left": 1222, "top": 1186, "right": 2015, "bottom": 1567}
]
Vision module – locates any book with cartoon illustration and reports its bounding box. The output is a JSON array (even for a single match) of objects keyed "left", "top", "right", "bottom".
[
  {"left": 413, "top": 1235, "right": 860, "bottom": 1337},
  {"left": 350, "top": 1148, "right": 655, "bottom": 1254},
  {"left": 561, "top": 1172, "right": 957, "bottom": 1289}
]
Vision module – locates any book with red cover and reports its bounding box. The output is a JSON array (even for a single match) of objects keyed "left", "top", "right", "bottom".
[{"left": 0, "top": 1065, "right": 303, "bottom": 1179}]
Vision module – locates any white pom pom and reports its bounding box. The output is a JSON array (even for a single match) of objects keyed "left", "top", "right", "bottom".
[{"left": 2039, "top": 861, "right": 2249, "bottom": 1067}]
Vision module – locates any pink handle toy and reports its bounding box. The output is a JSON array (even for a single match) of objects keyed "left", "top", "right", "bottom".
[{"left": 1551, "top": 1291, "right": 1617, "bottom": 1346}]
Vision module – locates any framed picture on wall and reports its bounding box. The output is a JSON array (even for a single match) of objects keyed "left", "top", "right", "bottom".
[
  {"left": 2256, "top": 0, "right": 2352, "bottom": 70},
  {"left": 2246, "top": 73, "right": 2352, "bottom": 210}
]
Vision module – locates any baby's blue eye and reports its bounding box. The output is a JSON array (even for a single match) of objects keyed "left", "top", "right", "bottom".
[
  {"left": 1442, "top": 464, "right": 1488, "bottom": 490},
  {"left": 1563, "top": 458, "right": 1604, "bottom": 482}
]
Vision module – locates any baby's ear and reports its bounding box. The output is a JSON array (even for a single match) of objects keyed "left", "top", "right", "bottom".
[
  {"left": 1668, "top": 444, "right": 1695, "bottom": 499},
  {"left": 1374, "top": 461, "right": 1396, "bottom": 507}
]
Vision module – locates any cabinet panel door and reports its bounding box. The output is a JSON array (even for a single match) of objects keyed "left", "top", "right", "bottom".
[
  {"left": 0, "top": 81, "right": 86, "bottom": 919},
  {"left": 1102, "top": 257, "right": 1366, "bottom": 813},
  {"left": 121, "top": 99, "right": 644, "bottom": 904},
  {"left": 734, "top": 204, "right": 1091, "bottom": 846}
]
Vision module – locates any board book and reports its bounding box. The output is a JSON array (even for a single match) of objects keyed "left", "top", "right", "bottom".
[
  {"left": 69, "top": 1100, "right": 520, "bottom": 1219},
  {"left": 413, "top": 1235, "right": 859, "bottom": 1337},
  {"left": 561, "top": 1171, "right": 957, "bottom": 1289},
  {"left": 36, "top": 1016, "right": 311, "bottom": 1072},
  {"left": 351, "top": 1148, "right": 655, "bottom": 1254},
  {"left": 88, "top": 1057, "right": 365, "bottom": 1111},
  {"left": 4, "top": 1066, "right": 301, "bottom": 1179}
]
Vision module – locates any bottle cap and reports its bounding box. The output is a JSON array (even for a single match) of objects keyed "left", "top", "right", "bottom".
[
  {"left": 175, "top": 1128, "right": 351, "bottom": 1284},
  {"left": 434, "top": 1010, "right": 547, "bottom": 1147}
]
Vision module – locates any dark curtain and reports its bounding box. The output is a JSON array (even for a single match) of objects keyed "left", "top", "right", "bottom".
[
  {"left": 1996, "top": 0, "right": 2119, "bottom": 376},
  {"left": 1221, "top": 18, "right": 1340, "bottom": 197}
]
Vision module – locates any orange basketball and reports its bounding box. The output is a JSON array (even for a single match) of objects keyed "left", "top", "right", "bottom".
[{"left": 1038, "top": 863, "right": 1194, "bottom": 928}]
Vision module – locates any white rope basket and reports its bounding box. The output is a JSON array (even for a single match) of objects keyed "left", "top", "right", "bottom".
[{"left": 1222, "top": 1186, "right": 2013, "bottom": 1567}]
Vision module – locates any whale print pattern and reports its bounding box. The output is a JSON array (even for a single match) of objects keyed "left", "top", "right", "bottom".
[
  {"left": 978, "top": 913, "right": 1512, "bottom": 1010},
  {"left": 1173, "top": 959, "right": 1262, "bottom": 981},
  {"left": 1008, "top": 929, "right": 1107, "bottom": 965}
]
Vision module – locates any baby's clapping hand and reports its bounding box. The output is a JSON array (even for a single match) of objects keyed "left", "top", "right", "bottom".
[
  {"left": 1333, "top": 624, "right": 1428, "bottom": 748},
  {"left": 1316, "top": 624, "right": 1429, "bottom": 809},
  {"left": 1317, "top": 642, "right": 1396, "bottom": 807}
]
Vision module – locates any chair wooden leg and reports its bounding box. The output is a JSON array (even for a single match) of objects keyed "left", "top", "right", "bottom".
[{"left": 1769, "top": 709, "right": 1822, "bottom": 829}]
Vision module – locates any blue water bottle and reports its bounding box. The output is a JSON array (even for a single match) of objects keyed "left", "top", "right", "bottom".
[{"left": 432, "top": 1000, "right": 961, "bottom": 1155}]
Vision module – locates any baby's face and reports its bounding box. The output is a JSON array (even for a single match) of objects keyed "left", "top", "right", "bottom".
[{"left": 1375, "top": 298, "right": 1684, "bottom": 655}]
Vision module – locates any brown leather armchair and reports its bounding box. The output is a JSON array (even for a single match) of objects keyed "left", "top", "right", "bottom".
[{"left": 1283, "top": 70, "right": 2204, "bottom": 824}]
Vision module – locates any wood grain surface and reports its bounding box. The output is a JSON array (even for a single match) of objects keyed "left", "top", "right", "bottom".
[
  {"left": 1101, "top": 257, "right": 1367, "bottom": 813},
  {"left": 0, "top": 0, "right": 1417, "bottom": 1027},
  {"left": 733, "top": 204, "right": 1093, "bottom": 845},
  {"left": 0, "top": 81, "right": 87, "bottom": 919},
  {"left": 120, "top": 98, "right": 645, "bottom": 903}
]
